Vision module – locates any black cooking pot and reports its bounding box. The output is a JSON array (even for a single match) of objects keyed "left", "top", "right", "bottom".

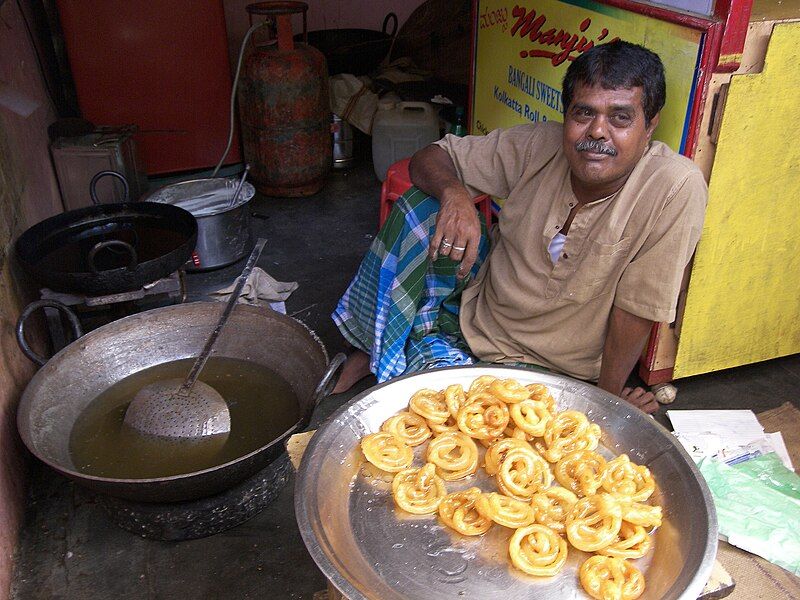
[
  {"left": 15, "top": 171, "right": 197, "bottom": 296},
  {"left": 299, "top": 13, "right": 397, "bottom": 75}
]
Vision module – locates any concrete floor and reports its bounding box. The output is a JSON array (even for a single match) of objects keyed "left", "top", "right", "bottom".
[{"left": 10, "top": 155, "right": 800, "bottom": 599}]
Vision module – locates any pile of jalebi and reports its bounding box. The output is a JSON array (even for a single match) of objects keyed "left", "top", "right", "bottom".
[{"left": 359, "top": 376, "right": 661, "bottom": 600}]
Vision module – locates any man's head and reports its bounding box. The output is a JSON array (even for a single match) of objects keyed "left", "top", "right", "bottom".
[{"left": 561, "top": 41, "right": 666, "bottom": 198}]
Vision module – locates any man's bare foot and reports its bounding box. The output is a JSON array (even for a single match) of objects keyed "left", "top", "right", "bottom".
[
  {"left": 620, "top": 386, "right": 659, "bottom": 414},
  {"left": 331, "top": 350, "right": 372, "bottom": 394}
]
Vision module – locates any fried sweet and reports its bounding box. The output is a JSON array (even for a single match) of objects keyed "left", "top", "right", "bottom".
[
  {"left": 617, "top": 499, "right": 662, "bottom": 529},
  {"left": 381, "top": 411, "right": 432, "bottom": 447},
  {"left": 426, "top": 431, "right": 479, "bottom": 481},
  {"left": 539, "top": 410, "right": 602, "bottom": 463},
  {"left": 554, "top": 450, "right": 607, "bottom": 497},
  {"left": 488, "top": 378, "right": 530, "bottom": 404},
  {"left": 428, "top": 415, "right": 459, "bottom": 434},
  {"left": 526, "top": 383, "right": 557, "bottom": 413},
  {"left": 484, "top": 437, "right": 535, "bottom": 476},
  {"left": 509, "top": 524, "right": 568, "bottom": 577},
  {"left": 467, "top": 375, "right": 497, "bottom": 395},
  {"left": 510, "top": 399, "right": 553, "bottom": 438},
  {"left": 360, "top": 432, "right": 413, "bottom": 473},
  {"left": 496, "top": 445, "right": 552, "bottom": 500},
  {"left": 600, "top": 454, "right": 656, "bottom": 502},
  {"left": 444, "top": 384, "right": 467, "bottom": 418},
  {"left": 475, "top": 492, "right": 535, "bottom": 528},
  {"left": 456, "top": 392, "right": 510, "bottom": 439},
  {"left": 579, "top": 556, "right": 645, "bottom": 600},
  {"left": 408, "top": 388, "right": 450, "bottom": 424},
  {"left": 566, "top": 493, "right": 623, "bottom": 552},
  {"left": 597, "top": 522, "right": 653, "bottom": 560},
  {"left": 438, "top": 487, "right": 493, "bottom": 536},
  {"left": 530, "top": 486, "right": 579, "bottom": 534},
  {"left": 503, "top": 425, "right": 534, "bottom": 442},
  {"left": 392, "top": 463, "right": 447, "bottom": 515}
]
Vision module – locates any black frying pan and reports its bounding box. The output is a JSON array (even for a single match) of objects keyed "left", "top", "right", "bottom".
[{"left": 15, "top": 171, "right": 197, "bottom": 296}]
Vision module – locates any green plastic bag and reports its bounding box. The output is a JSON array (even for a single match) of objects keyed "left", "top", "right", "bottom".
[
  {"left": 731, "top": 453, "right": 800, "bottom": 501},
  {"left": 698, "top": 454, "right": 800, "bottom": 575}
]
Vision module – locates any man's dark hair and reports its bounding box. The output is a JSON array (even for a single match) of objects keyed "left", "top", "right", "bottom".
[{"left": 562, "top": 41, "right": 666, "bottom": 126}]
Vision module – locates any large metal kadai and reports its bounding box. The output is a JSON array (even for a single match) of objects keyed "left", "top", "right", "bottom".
[
  {"left": 239, "top": 1, "right": 331, "bottom": 197},
  {"left": 17, "top": 302, "right": 340, "bottom": 503},
  {"left": 296, "top": 366, "right": 718, "bottom": 600}
]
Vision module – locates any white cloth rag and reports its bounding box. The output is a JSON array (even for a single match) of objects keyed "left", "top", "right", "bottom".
[{"left": 210, "top": 267, "right": 298, "bottom": 312}]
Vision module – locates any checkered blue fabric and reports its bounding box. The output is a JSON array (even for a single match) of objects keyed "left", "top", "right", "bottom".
[{"left": 332, "top": 187, "right": 490, "bottom": 382}]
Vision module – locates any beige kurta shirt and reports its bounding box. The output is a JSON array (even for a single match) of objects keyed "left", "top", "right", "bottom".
[{"left": 434, "top": 122, "right": 707, "bottom": 381}]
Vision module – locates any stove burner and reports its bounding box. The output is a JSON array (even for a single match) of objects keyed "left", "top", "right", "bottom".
[{"left": 96, "top": 453, "right": 291, "bottom": 541}]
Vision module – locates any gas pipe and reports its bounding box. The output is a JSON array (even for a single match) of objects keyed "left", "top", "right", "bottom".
[{"left": 239, "top": 2, "right": 330, "bottom": 197}]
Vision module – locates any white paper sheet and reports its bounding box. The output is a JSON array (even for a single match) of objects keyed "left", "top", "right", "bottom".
[{"left": 667, "top": 409, "right": 794, "bottom": 470}]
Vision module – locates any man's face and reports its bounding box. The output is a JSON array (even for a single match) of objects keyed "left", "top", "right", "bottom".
[{"left": 562, "top": 82, "right": 659, "bottom": 195}]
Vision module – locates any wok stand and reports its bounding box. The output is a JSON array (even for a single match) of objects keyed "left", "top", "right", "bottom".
[{"left": 39, "top": 270, "right": 185, "bottom": 354}]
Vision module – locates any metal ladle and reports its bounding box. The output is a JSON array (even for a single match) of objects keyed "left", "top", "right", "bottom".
[
  {"left": 123, "top": 238, "right": 267, "bottom": 439},
  {"left": 228, "top": 164, "right": 250, "bottom": 209}
]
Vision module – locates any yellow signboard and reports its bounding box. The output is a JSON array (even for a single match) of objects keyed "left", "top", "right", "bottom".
[{"left": 472, "top": 0, "right": 703, "bottom": 153}]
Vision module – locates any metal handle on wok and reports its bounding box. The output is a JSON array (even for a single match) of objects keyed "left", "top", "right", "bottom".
[
  {"left": 16, "top": 300, "right": 83, "bottom": 367},
  {"left": 88, "top": 240, "right": 139, "bottom": 273},
  {"left": 312, "top": 352, "right": 347, "bottom": 405},
  {"left": 89, "top": 170, "right": 130, "bottom": 205}
]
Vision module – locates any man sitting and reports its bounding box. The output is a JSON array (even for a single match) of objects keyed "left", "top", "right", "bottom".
[{"left": 332, "top": 41, "right": 707, "bottom": 414}]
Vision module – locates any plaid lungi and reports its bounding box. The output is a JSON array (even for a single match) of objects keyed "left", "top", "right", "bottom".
[{"left": 332, "top": 187, "right": 490, "bottom": 382}]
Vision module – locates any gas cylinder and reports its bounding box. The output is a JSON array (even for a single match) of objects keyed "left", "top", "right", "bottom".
[{"left": 239, "top": 2, "right": 330, "bottom": 197}]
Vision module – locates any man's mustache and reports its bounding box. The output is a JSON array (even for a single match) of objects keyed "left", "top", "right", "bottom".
[{"left": 575, "top": 140, "right": 618, "bottom": 156}]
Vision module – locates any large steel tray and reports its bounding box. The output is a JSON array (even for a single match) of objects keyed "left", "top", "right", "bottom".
[{"left": 296, "top": 366, "right": 717, "bottom": 599}]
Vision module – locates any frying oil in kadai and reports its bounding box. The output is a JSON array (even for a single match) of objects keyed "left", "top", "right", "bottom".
[{"left": 69, "top": 357, "right": 300, "bottom": 479}]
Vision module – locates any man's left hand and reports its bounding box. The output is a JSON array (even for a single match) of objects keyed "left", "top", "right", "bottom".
[{"left": 620, "top": 386, "right": 658, "bottom": 414}]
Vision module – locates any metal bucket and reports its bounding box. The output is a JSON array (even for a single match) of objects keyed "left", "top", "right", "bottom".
[{"left": 144, "top": 178, "right": 255, "bottom": 271}]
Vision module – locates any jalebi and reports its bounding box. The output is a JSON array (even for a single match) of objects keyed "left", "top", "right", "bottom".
[
  {"left": 484, "top": 437, "right": 535, "bottom": 476},
  {"left": 509, "top": 524, "right": 568, "bottom": 577},
  {"left": 360, "top": 432, "right": 413, "bottom": 473},
  {"left": 566, "top": 493, "right": 623, "bottom": 552},
  {"left": 456, "top": 392, "right": 509, "bottom": 439},
  {"left": 538, "top": 410, "right": 602, "bottom": 463},
  {"left": 600, "top": 454, "right": 655, "bottom": 502},
  {"left": 597, "top": 522, "right": 653, "bottom": 560},
  {"left": 554, "top": 449, "right": 606, "bottom": 497},
  {"left": 474, "top": 492, "right": 535, "bottom": 528},
  {"left": 392, "top": 463, "right": 447, "bottom": 515},
  {"left": 438, "top": 487, "right": 492, "bottom": 536},
  {"left": 510, "top": 399, "right": 553, "bottom": 437},
  {"left": 426, "top": 431, "right": 479, "bottom": 481},
  {"left": 579, "top": 555, "right": 645, "bottom": 600},
  {"left": 408, "top": 388, "right": 450, "bottom": 424},
  {"left": 530, "top": 486, "right": 579, "bottom": 534},
  {"left": 496, "top": 445, "right": 552, "bottom": 500},
  {"left": 488, "top": 378, "right": 530, "bottom": 404},
  {"left": 381, "top": 411, "right": 431, "bottom": 447}
]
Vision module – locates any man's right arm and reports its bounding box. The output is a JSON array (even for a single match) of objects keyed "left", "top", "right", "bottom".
[{"left": 409, "top": 145, "right": 482, "bottom": 278}]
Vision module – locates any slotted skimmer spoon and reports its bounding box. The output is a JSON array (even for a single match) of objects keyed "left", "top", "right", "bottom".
[{"left": 124, "top": 238, "right": 267, "bottom": 439}]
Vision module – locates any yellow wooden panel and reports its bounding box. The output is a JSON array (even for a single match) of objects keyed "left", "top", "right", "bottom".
[{"left": 675, "top": 22, "right": 800, "bottom": 378}]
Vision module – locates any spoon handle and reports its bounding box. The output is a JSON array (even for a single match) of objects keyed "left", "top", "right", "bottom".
[
  {"left": 229, "top": 164, "right": 250, "bottom": 208},
  {"left": 180, "top": 237, "right": 267, "bottom": 392}
]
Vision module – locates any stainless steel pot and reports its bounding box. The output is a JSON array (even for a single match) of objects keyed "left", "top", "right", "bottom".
[
  {"left": 17, "top": 302, "right": 343, "bottom": 503},
  {"left": 144, "top": 178, "right": 256, "bottom": 271}
]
